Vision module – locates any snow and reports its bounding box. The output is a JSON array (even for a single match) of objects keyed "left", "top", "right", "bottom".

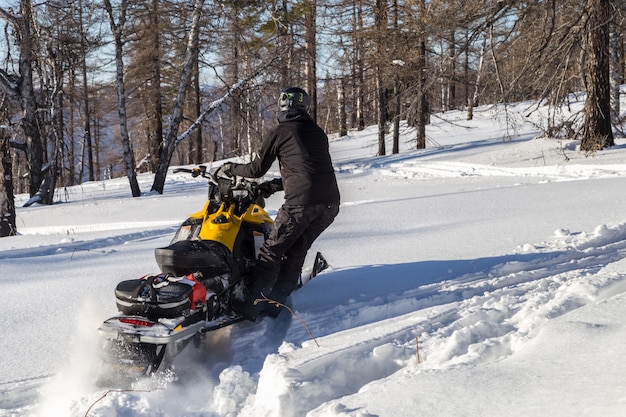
[{"left": 2, "top": 100, "right": 626, "bottom": 416}]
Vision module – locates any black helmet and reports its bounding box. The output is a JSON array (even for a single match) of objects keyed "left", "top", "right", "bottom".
[{"left": 278, "top": 87, "right": 310, "bottom": 113}]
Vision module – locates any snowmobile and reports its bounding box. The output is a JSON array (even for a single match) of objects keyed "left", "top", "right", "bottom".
[{"left": 98, "top": 165, "right": 328, "bottom": 378}]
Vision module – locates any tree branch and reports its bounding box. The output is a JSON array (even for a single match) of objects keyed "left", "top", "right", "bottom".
[{"left": 173, "top": 57, "right": 279, "bottom": 149}]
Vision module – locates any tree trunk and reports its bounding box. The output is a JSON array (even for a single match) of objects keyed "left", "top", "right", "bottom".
[
  {"left": 104, "top": 0, "right": 141, "bottom": 197},
  {"left": 151, "top": 0, "right": 204, "bottom": 194},
  {"left": 193, "top": 52, "right": 203, "bottom": 164},
  {"left": 0, "top": 2, "right": 44, "bottom": 198},
  {"left": 68, "top": 67, "right": 77, "bottom": 185},
  {"left": 149, "top": 0, "right": 164, "bottom": 172},
  {"left": 77, "top": 0, "right": 95, "bottom": 181},
  {"left": 446, "top": 30, "right": 456, "bottom": 112},
  {"left": 392, "top": 0, "right": 399, "bottom": 154},
  {"left": 351, "top": 0, "right": 365, "bottom": 131},
  {"left": 225, "top": 1, "right": 242, "bottom": 157},
  {"left": 609, "top": 9, "right": 620, "bottom": 121},
  {"left": 305, "top": 0, "right": 317, "bottom": 122},
  {"left": 0, "top": 97, "right": 16, "bottom": 236},
  {"left": 581, "top": 0, "right": 614, "bottom": 151},
  {"left": 375, "top": 0, "right": 387, "bottom": 156},
  {"left": 416, "top": 0, "right": 427, "bottom": 149},
  {"left": 337, "top": 78, "right": 347, "bottom": 137},
  {"left": 393, "top": 72, "right": 400, "bottom": 154},
  {"left": 36, "top": 46, "right": 65, "bottom": 206},
  {"left": 467, "top": 35, "right": 486, "bottom": 121}
]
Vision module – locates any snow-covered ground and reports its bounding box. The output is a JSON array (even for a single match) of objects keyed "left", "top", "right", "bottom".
[{"left": 1, "top": 101, "right": 626, "bottom": 416}]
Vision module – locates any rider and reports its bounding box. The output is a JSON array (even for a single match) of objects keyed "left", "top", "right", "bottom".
[{"left": 222, "top": 86, "right": 340, "bottom": 321}]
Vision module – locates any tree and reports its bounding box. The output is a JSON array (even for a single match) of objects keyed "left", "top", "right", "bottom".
[
  {"left": 609, "top": 2, "right": 621, "bottom": 120},
  {"left": 415, "top": 0, "right": 427, "bottom": 149},
  {"left": 391, "top": 0, "right": 401, "bottom": 154},
  {"left": 191, "top": 42, "right": 203, "bottom": 164},
  {"left": 74, "top": 0, "right": 97, "bottom": 182},
  {"left": 0, "top": 1, "right": 45, "bottom": 199},
  {"left": 125, "top": 0, "right": 166, "bottom": 173},
  {"left": 581, "top": 0, "right": 615, "bottom": 151},
  {"left": 374, "top": 0, "right": 388, "bottom": 156},
  {"left": 0, "top": 0, "right": 623, "bottom": 204},
  {"left": 151, "top": 0, "right": 204, "bottom": 194},
  {"left": 0, "top": 94, "right": 16, "bottom": 237},
  {"left": 34, "top": 15, "right": 65, "bottom": 206},
  {"left": 337, "top": 78, "right": 348, "bottom": 137},
  {"left": 351, "top": 0, "right": 366, "bottom": 131},
  {"left": 304, "top": 0, "right": 317, "bottom": 122},
  {"left": 104, "top": 0, "right": 141, "bottom": 197}
]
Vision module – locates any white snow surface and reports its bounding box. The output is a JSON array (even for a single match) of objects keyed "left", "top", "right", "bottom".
[{"left": 2, "top": 101, "right": 626, "bottom": 416}]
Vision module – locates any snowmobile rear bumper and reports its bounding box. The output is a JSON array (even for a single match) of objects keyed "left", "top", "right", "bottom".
[{"left": 98, "top": 315, "right": 206, "bottom": 345}]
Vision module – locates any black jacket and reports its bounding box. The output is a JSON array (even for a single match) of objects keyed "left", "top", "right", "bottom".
[{"left": 230, "top": 111, "right": 340, "bottom": 206}]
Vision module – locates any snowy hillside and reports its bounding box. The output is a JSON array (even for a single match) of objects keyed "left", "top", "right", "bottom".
[{"left": 1, "top": 101, "right": 626, "bottom": 417}]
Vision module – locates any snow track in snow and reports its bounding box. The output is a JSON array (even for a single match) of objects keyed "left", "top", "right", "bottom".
[
  {"left": 16, "top": 221, "right": 179, "bottom": 236},
  {"left": 0, "top": 226, "right": 177, "bottom": 260},
  {"left": 230, "top": 223, "right": 626, "bottom": 417}
]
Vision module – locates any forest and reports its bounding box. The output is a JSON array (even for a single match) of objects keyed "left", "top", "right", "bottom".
[{"left": 0, "top": 0, "right": 623, "bottom": 236}]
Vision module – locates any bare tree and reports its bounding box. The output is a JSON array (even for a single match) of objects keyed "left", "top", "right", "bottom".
[
  {"left": 467, "top": 33, "right": 486, "bottom": 121},
  {"left": 337, "top": 78, "right": 348, "bottom": 137},
  {"left": 609, "top": 1, "right": 621, "bottom": 122},
  {"left": 391, "top": 0, "right": 401, "bottom": 154},
  {"left": 374, "top": 0, "right": 388, "bottom": 156},
  {"left": 415, "top": 0, "right": 427, "bottom": 149},
  {"left": 352, "top": 0, "right": 366, "bottom": 131},
  {"left": 0, "top": 94, "right": 16, "bottom": 237},
  {"left": 581, "top": 0, "right": 614, "bottom": 151},
  {"left": 0, "top": 1, "right": 44, "bottom": 199},
  {"left": 191, "top": 45, "right": 203, "bottom": 164},
  {"left": 125, "top": 0, "right": 166, "bottom": 173},
  {"left": 151, "top": 0, "right": 204, "bottom": 194},
  {"left": 1, "top": 0, "right": 624, "bottom": 204},
  {"left": 104, "top": 0, "right": 141, "bottom": 197},
  {"left": 304, "top": 0, "right": 317, "bottom": 122},
  {"left": 33, "top": 19, "right": 65, "bottom": 206}
]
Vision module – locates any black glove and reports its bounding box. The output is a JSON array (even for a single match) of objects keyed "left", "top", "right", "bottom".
[
  {"left": 191, "top": 166, "right": 206, "bottom": 177},
  {"left": 258, "top": 178, "right": 283, "bottom": 198},
  {"left": 221, "top": 163, "right": 234, "bottom": 178}
]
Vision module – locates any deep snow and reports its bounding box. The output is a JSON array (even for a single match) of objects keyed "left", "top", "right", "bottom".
[{"left": 1, "top": 100, "right": 626, "bottom": 416}]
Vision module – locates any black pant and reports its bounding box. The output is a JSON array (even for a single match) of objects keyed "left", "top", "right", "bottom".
[{"left": 251, "top": 203, "right": 339, "bottom": 304}]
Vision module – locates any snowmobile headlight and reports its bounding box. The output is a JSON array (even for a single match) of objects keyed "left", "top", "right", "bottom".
[{"left": 171, "top": 219, "right": 202, "bottom": 243}]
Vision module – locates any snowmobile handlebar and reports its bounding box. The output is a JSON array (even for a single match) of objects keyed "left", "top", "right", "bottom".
[
  {"left": 174, "top": 165, "right": 283, "bottom": 204},
  {"left": 173, "top": 165, "right": 213, "bottom": 180}
]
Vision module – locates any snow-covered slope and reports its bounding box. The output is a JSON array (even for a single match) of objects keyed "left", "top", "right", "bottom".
[{"left": 1, "top": 102, "right": 626, "bottom": 417}]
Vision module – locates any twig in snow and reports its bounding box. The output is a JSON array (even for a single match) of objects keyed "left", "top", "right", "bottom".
[
  {"left": 416, "top": 336, "right": 422, "bottom": 364},
  {"left": 254, "top": 293, "right": 320, "bottom": 347},
  {"left": 84, "top": 388, "right": 162, "bottom": 417}
]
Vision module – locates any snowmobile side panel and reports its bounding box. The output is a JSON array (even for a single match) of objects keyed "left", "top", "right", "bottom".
[{"left": 242, "top": 204, "right": 274, "bottom": 225}]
